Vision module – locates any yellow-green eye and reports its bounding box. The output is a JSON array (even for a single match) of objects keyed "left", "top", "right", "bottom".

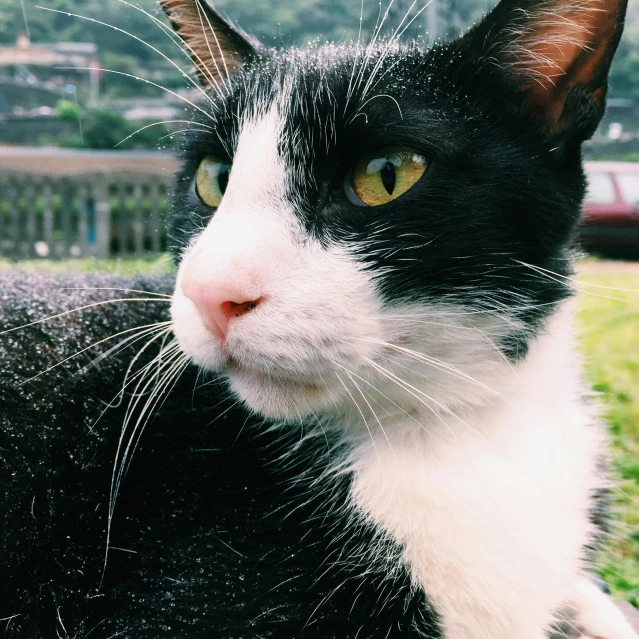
[
  {"left": 196, "top": 156, "right": 230, "bottom": 208},
  {"left": 347, "top": 147, "right": 428, "bottom": 206}
]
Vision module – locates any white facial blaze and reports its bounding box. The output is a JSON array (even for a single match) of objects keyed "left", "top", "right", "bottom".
[
  {"left": 171, "top": 105, "right": 295, "bottom": 374},
  {"left": 171, "top": 101, "right": 383, "bottom": 418}
]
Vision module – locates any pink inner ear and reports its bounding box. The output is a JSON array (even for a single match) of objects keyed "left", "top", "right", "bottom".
[
  {"left": 512, "top": 0, "right": 626, "bottom": 130},
  {"left": 160, "top": 0, "right": 256, "bottom": 89}
]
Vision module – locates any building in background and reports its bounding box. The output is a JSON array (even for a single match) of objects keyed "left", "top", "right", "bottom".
[{"left": 0, "top": 34, "right": 100, "bottom": 111}]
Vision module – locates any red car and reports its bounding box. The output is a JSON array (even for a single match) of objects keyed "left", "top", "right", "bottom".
[{"left": 580, "top": 161, "right": 639, "bottom": 252}]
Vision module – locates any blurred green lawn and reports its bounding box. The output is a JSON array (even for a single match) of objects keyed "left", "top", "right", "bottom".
[
  {"left": 2, "top": 257, "right": 638, "bottom": 604},
  {"left": 0, "top": 255, "right": 175, "bottom": 276},
  {"left": 576, "top": 266, "right": 639, "bottom": 606}
]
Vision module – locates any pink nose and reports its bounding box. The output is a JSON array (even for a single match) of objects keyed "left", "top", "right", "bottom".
[{"left": 181, "top": 279, "right": 262, "bottom": 340}]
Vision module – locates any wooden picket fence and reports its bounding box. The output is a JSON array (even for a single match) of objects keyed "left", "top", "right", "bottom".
[{"left": 0, "top": 150, "right": 177, "bottom": 259}]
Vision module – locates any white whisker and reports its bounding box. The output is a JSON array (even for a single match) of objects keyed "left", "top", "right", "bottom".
[
  {"left": 60, "top": 287, "right": 172, "bottom": 298},
  {"left": 20, "top": 321, "right": 172, "bottom": 385},
  {"left": 0, "top": 297, "right": 170, "bottom": 336},
  {"left": 102, "top": 341, "right": 188, "bottom": 583},
  {"left": 92, "top": 326, "right": 176, "bottom": 423},
  {"left": 333, "top": 371, "right": 380, "bottom": 459},
  {"left": 331, "top": 359, "right": 444, "bottom": 443},
  {"left": 358, "top": 337, "right": 514, "bottom": 403},
  {"left": 517, "top": 260, "right": 639, "bottom": 300},
  {"left": 115, "top": 119, "right": 213, "bottom": 147},
  {"left": 344, "top": 370, "right": 395, "bottom": 455},
  {"left": 54, "top": 66, "right": 217, "bottom": 124}
]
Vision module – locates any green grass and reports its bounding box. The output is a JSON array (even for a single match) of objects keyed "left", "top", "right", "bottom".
[
  {"left": 0, "top": 254, "right": 175, "bottom": 276},
  {"left": 576, "top": 268, "right": 639, "bottom": 606}
]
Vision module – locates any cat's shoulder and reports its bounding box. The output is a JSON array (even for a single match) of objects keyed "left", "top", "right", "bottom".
[{"left": 0, "top": 269, "right": 174, "bottom": 385}]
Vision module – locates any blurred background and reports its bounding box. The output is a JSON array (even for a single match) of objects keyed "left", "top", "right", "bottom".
[
  {"left": 0, "top": 0, "right": 637, "bottom": 612},
  {"left": 0, "top": 0, "right": 638, "bottom": 261},
  {"left": 0, "top": 0, "right": 638, "bottom": 154}
]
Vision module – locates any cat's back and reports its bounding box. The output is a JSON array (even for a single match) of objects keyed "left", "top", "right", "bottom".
[
  {"left": 0, "top": 270, "right": 438, "bottom": 638},
  {"left": 0, "top": 270, "right": 178, "bottom": 637}
]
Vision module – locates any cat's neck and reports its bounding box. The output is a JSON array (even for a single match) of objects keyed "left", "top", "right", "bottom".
[
  {"left": 324, "top": 301, "right": 584, "bottom": 448},
  {"left": 341, "top": 301, "right": 604, "bottom": 639}
]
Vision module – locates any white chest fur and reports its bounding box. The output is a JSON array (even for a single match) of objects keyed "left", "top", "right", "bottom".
[{"left": 347, "top": 306, "right": 605, "bottom": 639}]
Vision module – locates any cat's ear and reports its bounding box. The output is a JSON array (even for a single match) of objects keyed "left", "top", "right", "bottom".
[
  {"left": 461, "top": 0, "right": 627, "bottom": 141},
  {"left": 160, "top": 0, "right": 260, "bottom": 87}
]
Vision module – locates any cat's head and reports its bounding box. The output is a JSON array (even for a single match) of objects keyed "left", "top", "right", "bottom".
[{"left": 166, "top": 0, "right": 626, "bottom": 421}]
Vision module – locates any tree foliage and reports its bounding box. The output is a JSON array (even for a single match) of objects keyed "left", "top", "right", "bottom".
[
  {"left": 0, "top": 0, "right": 637, "bottom": 98},
  {"left": 608, "top": 0, "right": 639, "bottom": 100},
  {"left": 58, "top": 108, "right": 169, "bottom": 149},
  {"left": 0, "top": 0, "right": 486, "bottom": 58}
]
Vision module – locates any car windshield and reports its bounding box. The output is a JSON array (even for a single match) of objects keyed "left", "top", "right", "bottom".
[
  {"left": 616, "top": 173, "right": 639, "bottom": 205},
  {"left": 585, "top": 172, "right": 616, "bottom": 204}
]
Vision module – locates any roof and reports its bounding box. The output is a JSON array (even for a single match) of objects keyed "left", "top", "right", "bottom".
[
  {"left": 53, "top": 43, "right": 98, "bottom": 55},
  {"left": 0, "top": 39, "right": 97, "bottom": 67}
]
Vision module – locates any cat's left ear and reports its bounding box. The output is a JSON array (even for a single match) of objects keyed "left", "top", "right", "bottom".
[
  {"left": 460, "top": 0, "right": 628, "bottom": 141},
  {"left": 161, "top": 0, "right": 260, "bottom": 87}
]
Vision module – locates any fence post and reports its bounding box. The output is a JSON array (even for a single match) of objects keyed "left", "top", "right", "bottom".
[
  {"left": 149, "top": 178, "right": 161, "bottom": 253},
  {"left": 60, "top": 179, "right": 74, "bottom": 257},
  {"left": 78, "top": 182, "right": 89, "bottom": 257},
  {"left": 24, "top": 183, "right": 37, "bottom": 258},
  {"left": 133, "top": 177, "right": 144, "bottom": 255},
  {"left": 13, "top": 179, "right": 24, "bottom": 258},
  {"left": 43, "top": 181, "right": 54, "bottom": 257},
  {"left": 93, "top": 176, "right": 111, "bottom": 259},
  {"left": 4, "top": 180, "right": 19, "bottom": 259}
]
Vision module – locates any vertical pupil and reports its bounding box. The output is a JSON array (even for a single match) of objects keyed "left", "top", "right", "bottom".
[
  {"left": 380, "top": 161, "right": 395, "bottom": 195},
  {"left": 218, "top": 165, "right": 229, "bottom": 194}
]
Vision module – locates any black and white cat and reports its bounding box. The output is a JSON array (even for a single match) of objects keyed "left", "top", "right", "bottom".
[{"left": 1, "top": 0, "right": 637, "bottom": 637}]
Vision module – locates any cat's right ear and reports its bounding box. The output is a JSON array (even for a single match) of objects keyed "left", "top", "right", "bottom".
[
  {"left": 455, "top": 0, "right": 627, "bottom": 143},
  {"left": 160, "top": 0, "right": 260, "bottom": 87}
]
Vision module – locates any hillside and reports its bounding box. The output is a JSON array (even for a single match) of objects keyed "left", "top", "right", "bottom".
[{"left": 1, "top": 0, "right": 637, "bottom": 99}]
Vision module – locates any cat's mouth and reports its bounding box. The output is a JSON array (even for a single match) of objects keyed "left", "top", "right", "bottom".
[
  {"left": 222, "top": 356, "right": 333, "bottom": 419},
  {"left": 226, "top": 357, "right": 324, "bottom": 393}
]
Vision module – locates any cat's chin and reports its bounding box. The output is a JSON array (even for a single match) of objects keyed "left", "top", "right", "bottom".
[
  {"left": 226, "top": 365, "right": 337, "bottom": 420},
  {"left": 171, "top": 310, "right": 340, "bottom": 419}
]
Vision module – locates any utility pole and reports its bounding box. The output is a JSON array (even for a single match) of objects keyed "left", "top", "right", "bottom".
[
  {"left": 427, "top": 0, "right": 439, "bottom": 44},
  {"left": 387, "top": 0, "right": 419, "bottom": 38},
  {"left": 387, "top": 0, "right": 439, "bottom": 44},
  {"left": 89, "top": 56, "right": 102, "bottom": 108}
]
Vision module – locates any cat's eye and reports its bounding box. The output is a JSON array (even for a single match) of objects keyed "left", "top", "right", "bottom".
[
  {"left": 346, "top": 147, "right": 428, "bottom": 207},
  {"left": 196, "top": 156, "right": 231, "bottom": 208}
]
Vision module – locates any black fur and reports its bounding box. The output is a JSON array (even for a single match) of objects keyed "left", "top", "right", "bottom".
[{"left": 0, "top": 272, "right": 440, "bottom": 638}]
